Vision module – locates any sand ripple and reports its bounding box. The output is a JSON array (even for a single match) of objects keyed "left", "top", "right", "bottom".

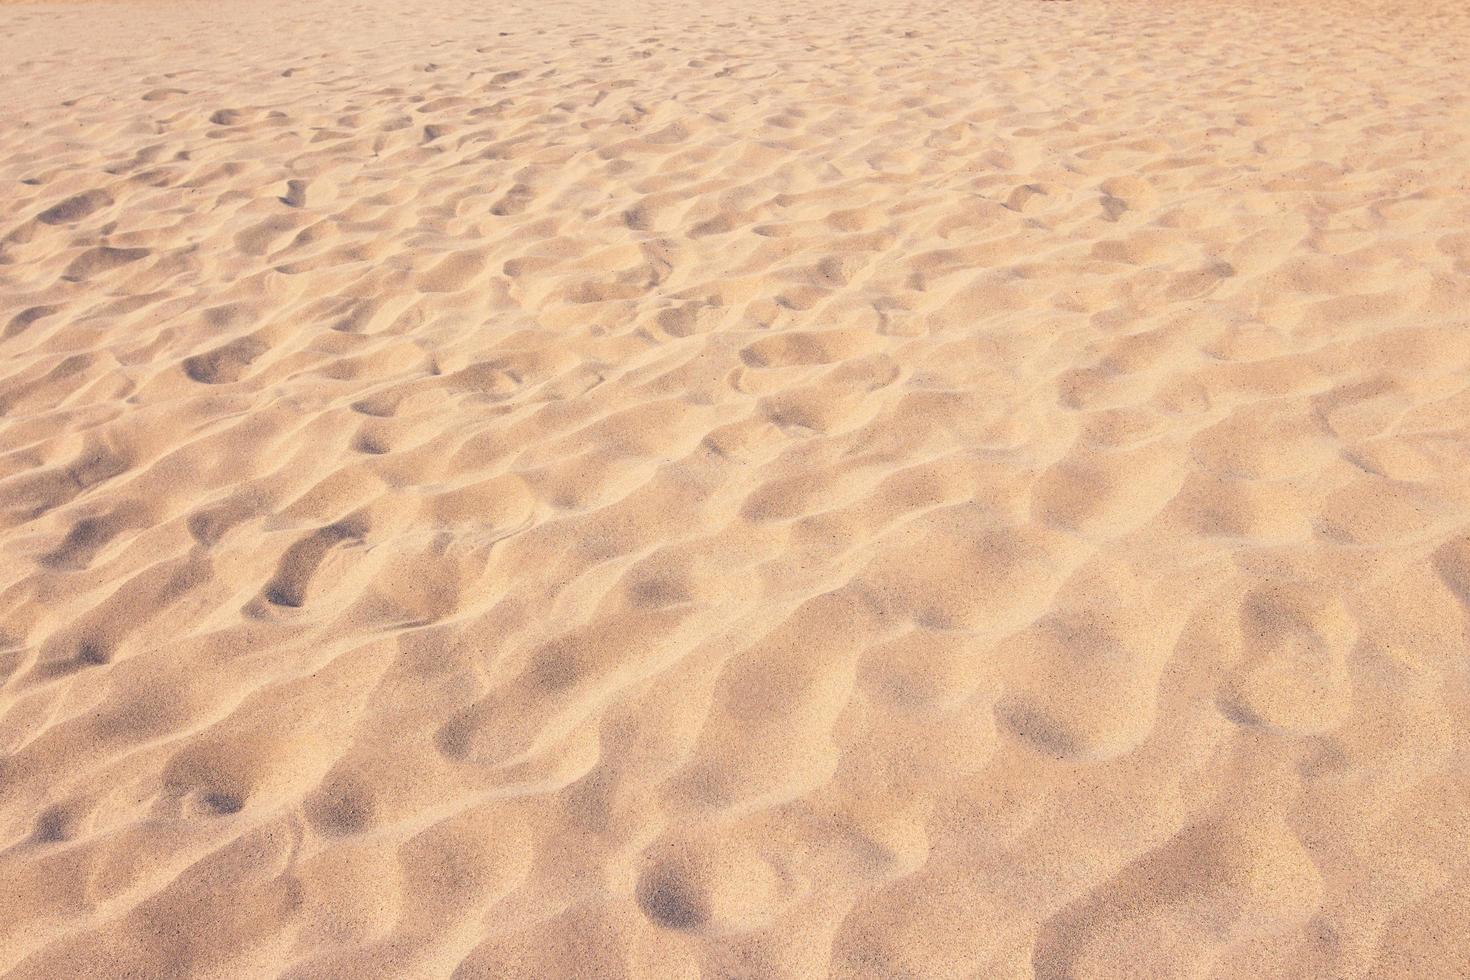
[{"left": 1, "top": 0, "right": 1468, "bottom": 975}]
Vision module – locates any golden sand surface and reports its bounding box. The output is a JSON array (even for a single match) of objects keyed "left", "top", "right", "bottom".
[{"left": 0, "top": 0, "right": 1468, "bottom": 975}]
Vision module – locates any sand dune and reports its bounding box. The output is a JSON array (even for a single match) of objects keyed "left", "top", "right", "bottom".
[{"left": 1, "top": 0, "right": 1468, "bottom": 975}]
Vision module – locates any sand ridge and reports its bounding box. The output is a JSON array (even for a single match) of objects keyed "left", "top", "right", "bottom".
[{"left": 0, "top": 0, "right": 1469, "bottom": 976}]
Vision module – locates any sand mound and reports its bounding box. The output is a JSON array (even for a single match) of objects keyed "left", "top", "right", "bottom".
[{"left": 1, "top": 0, "right": 1468, "bottom": 975}]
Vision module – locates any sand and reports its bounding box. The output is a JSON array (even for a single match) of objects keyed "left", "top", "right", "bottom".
[{"left": 0, "top": 0, "right": 1468, "bottom": 975}]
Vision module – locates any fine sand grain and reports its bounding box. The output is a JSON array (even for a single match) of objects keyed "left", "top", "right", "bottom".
[{"left": 1, "top": 0, "right": 1468, "bottom": 976}]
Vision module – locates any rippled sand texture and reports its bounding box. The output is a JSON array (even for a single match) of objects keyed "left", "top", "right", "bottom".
[{"left": 1, "top": 0, "right": 1468, "bottom": 975}]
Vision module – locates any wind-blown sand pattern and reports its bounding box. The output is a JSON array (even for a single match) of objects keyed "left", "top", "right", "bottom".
[{"left": 1, "top": 0, "right": 1468, "bottom": 975}]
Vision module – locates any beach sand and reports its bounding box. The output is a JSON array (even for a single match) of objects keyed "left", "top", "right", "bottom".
[{"left": 0, "top": 0, "right": 1468, "bottom": 975}]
